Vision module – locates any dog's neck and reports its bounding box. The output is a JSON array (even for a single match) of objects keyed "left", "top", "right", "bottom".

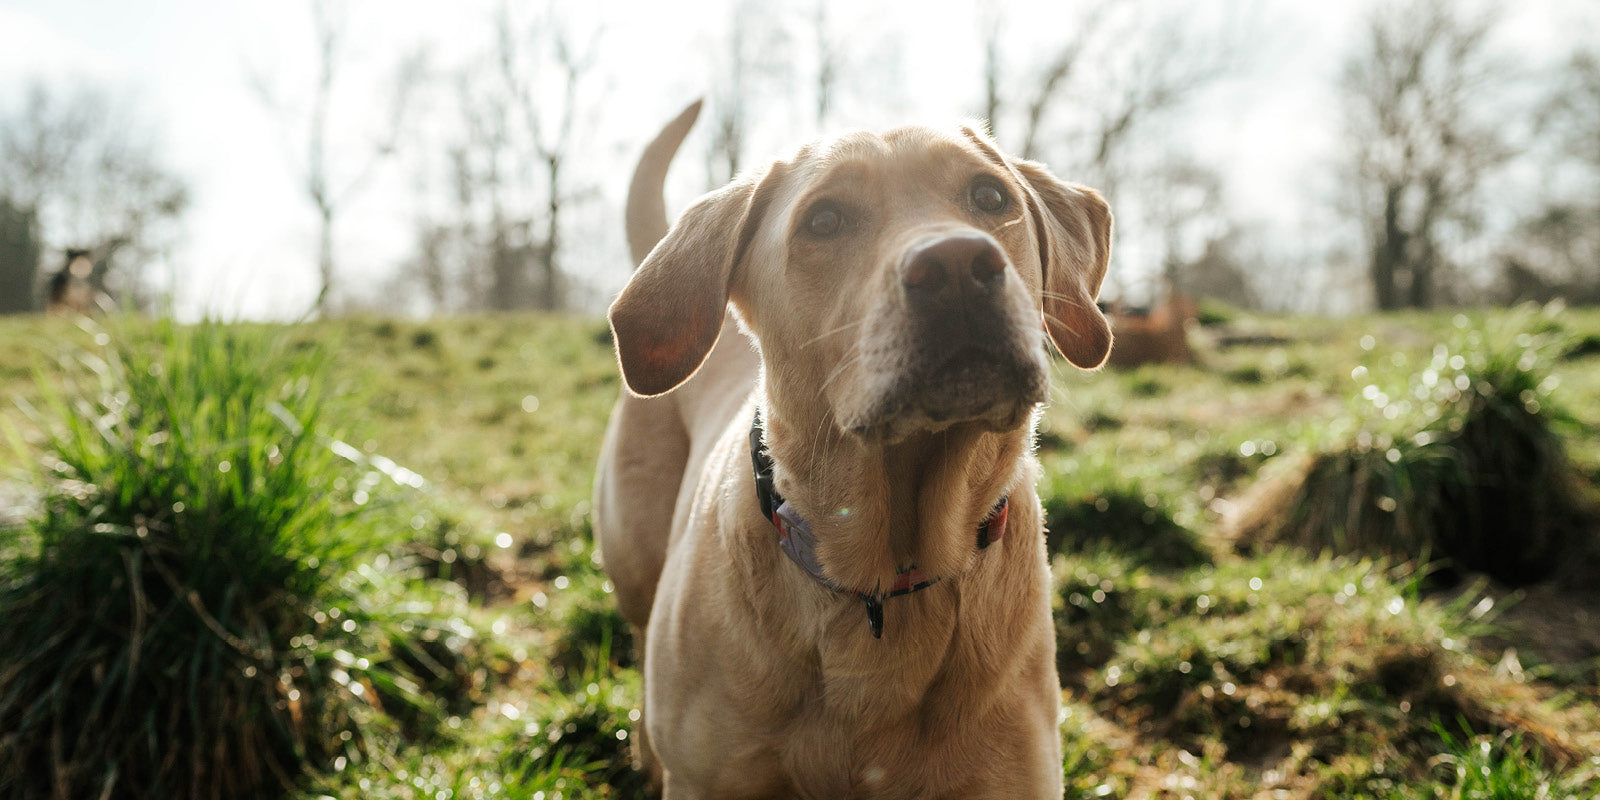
[
  {"left": 757, "top": 387, "right": 1030, "bottom": 595},
  {"left": 752, "top": 408, "right": 1009, "bottom": 637}
]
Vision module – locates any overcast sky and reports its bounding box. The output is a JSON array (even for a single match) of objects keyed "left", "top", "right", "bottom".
[{"left": 1, "top": 0, "right": 1592, "bottom": 318}]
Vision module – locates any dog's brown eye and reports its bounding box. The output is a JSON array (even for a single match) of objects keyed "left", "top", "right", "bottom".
[
  {"left": 806, "top": 204, "right": 844, "bottom": 238},
  {"left": 971, "top": 180, "right": 1009, "bottom": 214}
]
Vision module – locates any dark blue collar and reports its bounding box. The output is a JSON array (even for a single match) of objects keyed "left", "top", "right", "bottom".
[{"left": 749, "top": 408, "right": 1009, "bottom": 639}]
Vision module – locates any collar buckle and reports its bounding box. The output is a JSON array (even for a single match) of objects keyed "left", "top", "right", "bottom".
[{"left": 864, "top": 595, "right": 885, "bottom": 639}]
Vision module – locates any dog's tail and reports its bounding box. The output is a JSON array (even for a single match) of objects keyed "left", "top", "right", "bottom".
[{"left": 626, "top": 99, "right": 703, "bottom": 267}]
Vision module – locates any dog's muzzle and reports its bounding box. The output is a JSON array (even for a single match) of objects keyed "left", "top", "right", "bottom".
[{"left": 895, "top": 233, "right": 1047, "bottom": 428}]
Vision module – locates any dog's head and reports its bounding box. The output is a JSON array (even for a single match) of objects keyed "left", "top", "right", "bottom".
[{"left": 610, "top": 123, "right": 1111, "bottom": 443}]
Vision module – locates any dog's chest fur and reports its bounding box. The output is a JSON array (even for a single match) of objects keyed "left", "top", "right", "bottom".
[{"left": 682, "top": 456, "right": 1058, "bottom": 798}]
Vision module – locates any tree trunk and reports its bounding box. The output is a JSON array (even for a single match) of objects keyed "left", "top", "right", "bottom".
[
  {"left": 313, "top": 205, "right": 335, "bottom": 314},
  {"left": 0, "top": 200, "right": 41, "bottom": 314},
  {"left": 1407, "top": 178, "right": 1445, "bottom": 308},
  {"left": 1409, "top": 245, "right": 1436, "bottom": 308},
  {"left": 540, "top": 155, "right": 562, "bottom": 311},
  {"left": 1372, "top": 186, "right": 1406, "bottom": 310},
  {"left": 488, "top": 223, "right": 518, "bottom": 311},
  {"left": 981, "top": 18, "right": 1001, "bottom": 137}
]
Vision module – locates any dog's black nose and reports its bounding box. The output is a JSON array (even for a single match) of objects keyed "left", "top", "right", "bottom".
[{"left": 901, "top": 232, "right": 1007, "bottom": 308}]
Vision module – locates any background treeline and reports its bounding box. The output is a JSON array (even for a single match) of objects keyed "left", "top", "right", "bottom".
[{"left": 0, "top": 0, "right": 1597, "bottom": 317}]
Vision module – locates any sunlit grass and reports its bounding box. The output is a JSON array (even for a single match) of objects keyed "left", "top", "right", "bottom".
[
  {"left": 0, "top": 320, "right": 496, "bottom": 799},
  {"left": 1230, "top": 306, "right": 1598, "bottom": 586},
  {"left": 0, "top": 306, "right": 1596, "bottom": 799},
  {"left": 304, "top": 314, "right": 619, "bottom": 549}
]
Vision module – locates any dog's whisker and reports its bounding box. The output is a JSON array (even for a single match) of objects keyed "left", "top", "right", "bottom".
[
  {"left": 1041, "top": 310, "right": 1079, "bottom": 334},
  {"left": 1039, "top": 289, "right": 1097, "bottom": 312},
  {"left": 810, "top": 409, "right": 834, "bottom": 499},
  {"left": 801, "top": 319, "right": 865, "bottom": 350},
  {"left": 822, "top": 347, "right": 865, "bottom": 392}
]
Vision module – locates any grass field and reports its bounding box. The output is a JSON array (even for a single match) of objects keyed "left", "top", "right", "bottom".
[{"left": 2, "top": 305, "right": 1598, "bottom": 799}]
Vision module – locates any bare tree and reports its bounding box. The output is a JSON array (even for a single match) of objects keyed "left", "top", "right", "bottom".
[
  {"left": 977, "top": 0, "right": 1243, "bottom": 305},
  {"left": 252, "top": 0, "right": 424, "bottom": 315},
  {"left": 0, "top": 81, "right": 188, "bottom": 311},
  {"left": 984, "top": 0, "right": 1237, "bottom": 194},
  {"left": 978, "top": 2, "right": 1004, "bottom": 136},
  {"left": 1545, "top": 50, "right": 1600, "bottom": 187},
  {"left": 1502, "top": 48, "right": 1600, "bottom": 303},
  {"left": 1086, "top": 15, "right": 1235, "bottom": 194},
  {"left": 407, "top": 74, "right": 529, "bottom": 312},
  {"left": 812, "top": 1, "right": 840, "bottom": 127},
  {"left": 1148, "top": 156, "right": 1228, "bottom": 290},
  {"left": 1341, "top": 0, "right": 1508, "bottom": 309},
  {"left": 399, "top": 3, "right": 602, "bottom": 313},
  {"left": 494, "top": 3, "right": 600, "bottom": 311},
  {"left": 1016, "top": 3, "right": 1111, "bottom": 162},
  {"left": 706, "top": 0, "right": 793, "bottom": 187},
  {"left": 708, "top": 3, "right": 755, "bottom": 186},
  {"left": 395, "top": 130, "right": 495, "bottom": 313}
]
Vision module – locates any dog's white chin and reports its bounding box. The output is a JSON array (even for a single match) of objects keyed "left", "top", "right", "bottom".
[
  {"left": 831, "top": 319, "right": 1050, "bottom": 444},
  {"left": 840, "top": 370, "right": 1046, "bottom": 445},
  {"left": 849, "top": 402, "right": 1038, "bottom": 445}
]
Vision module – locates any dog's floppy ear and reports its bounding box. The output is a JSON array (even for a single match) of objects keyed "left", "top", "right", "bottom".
[
  {"left": 1012, "top": 159, "right": 1114, "bottom": 370},
  {"left": 608, "top": 168, "right": 776, "bottom": 396}
]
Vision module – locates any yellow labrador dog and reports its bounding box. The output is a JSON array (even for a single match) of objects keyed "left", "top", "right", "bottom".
[{"left": 593, "top": 100, "right": 1112, "bottom": 799}]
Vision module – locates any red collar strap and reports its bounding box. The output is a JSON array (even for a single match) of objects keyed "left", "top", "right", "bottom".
[{"left": 751, "top": 409, "right": 1009, "bottom": 639}]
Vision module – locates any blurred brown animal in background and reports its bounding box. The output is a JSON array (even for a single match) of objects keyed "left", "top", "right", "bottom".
[
  {"left": 45, "top": 250, "right": 109, "bottom": 316},
  {"left": 1104, "top": 291, "right": 1196, "bottom": 368},
  {"left": 592, "top": 100, "right": 1114, "bottom": 799}
]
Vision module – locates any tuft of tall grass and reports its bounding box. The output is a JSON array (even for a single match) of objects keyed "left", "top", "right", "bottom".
[
  {"left": 1042, "top": 455, "right": 1210, "bottom": 571},
  {"left": 1409, "top": 724, "right": 1600, "bottom": 800},
  {"left": 1231, "top": 309, "right": 1596, "bottom": 586},
  {"left": 0, "top": 320, "right": 491, "bottom": 799}
]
